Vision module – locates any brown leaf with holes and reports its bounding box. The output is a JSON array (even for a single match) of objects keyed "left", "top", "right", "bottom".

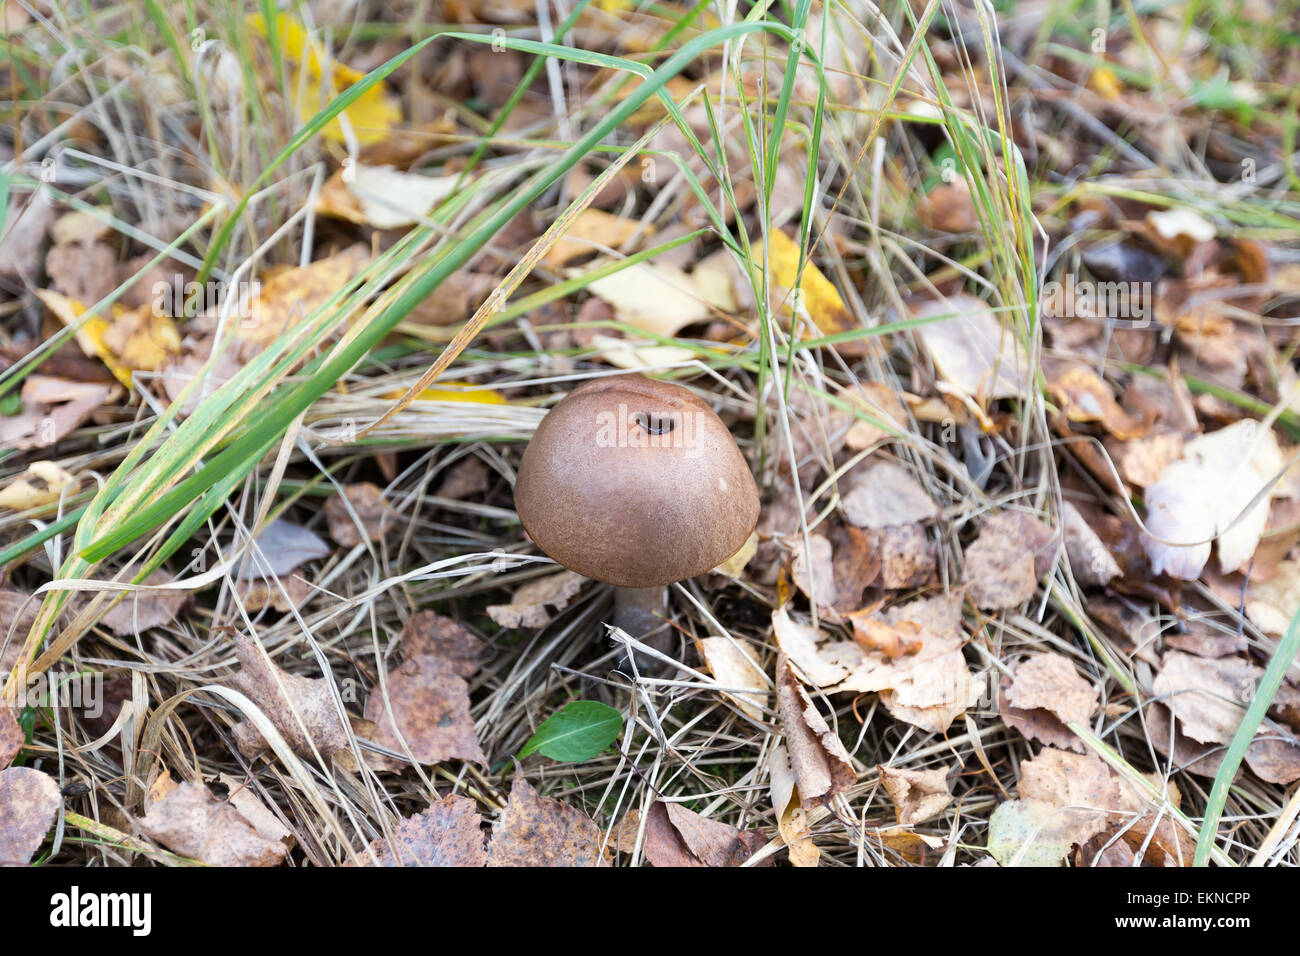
[
  {"left": 137, "top": 780, "right": 290, "bottom": 866},
  {"left": 324, "top": 482, "right": 398, "bottom": 547},
  {"left": 486, "top": 570, "right": 586, "bottom": 629},
  {"left": 229, "top": 631, "right": 350, "bottom": 760},
  {"left": 354, "top": 794, "right": 487, "bottom": 866},
  {"left": 775, "top": 655, "right": 856, "bottom": 809},
  {"left": 638, "top": 800, "right": 770, "bottom": 867},
  {"left": 398, "top": 610, "right": 485, "bottom": 678},
  {"left": 487, "top": 777, "right": 610, "bottom": 867},
  {"left": 364, "top": 654, "right": 486, "bottom": 770},
  {"left": 879, "top": 765, "right": 954, "bottom": 825},
  {"left": 0, "top": 766, "right": 60, "bottom": 865}
]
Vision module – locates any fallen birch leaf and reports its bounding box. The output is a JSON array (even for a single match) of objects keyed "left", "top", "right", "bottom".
[
  {"left": 235, "top": 245, "right": 371, "bottom": 353},
  {"left": 841, "top": 459, "right": 939, "bottom": 529},
  {"left": 754, "top": 228, "right": 857, "bottom": 341},
  {"left": 769, "top": 744, "right": 818, "bottom": 866},
  {"left": 912, "top": 294, "right": 1029, "bottom": 401},
  {"left": 354, "top": 794, "right": 487, "bottom": 867},
  {"left": 365, "top": 654, "right": 486, "bottom": 769},
  {"left": 771, "top": 606, "right": 853, "bottom": 687},
  {"left": 0, "top": 376, "right": 121, "bottom": 451},
  {"left": 639, "top": 801, "right": 769, "bottom": 867},
  {"left": 97, "top": 567, "right": 190, "bottom": 636},
  {"left": 487, "top": 777, "right": 610, "bottom": 867},
  {"left": 963, "top": 511, "right": 1056, "bottom": 609},
  {"left": 0, "top": 766, "right": 60, "bottom": 865},
  {"left": 987, "top": 799, "right": 1075, "bottom": 867},
  {"left": 37, "top": 290, "right": 180, "bottom": 388},
  {"left": 1017, "top": 748, "right": 1120, "bottom": 849},
  {"left": 544, "top": 208, "right": 645, "bottom": 269},
  {"left": 324, "top": 482, "right": 398, "bottom": 547},
  {"left": 1061, "top": 501, "right": 1121, "bottom": 587},
  {"left": 584, "top": 262, "right": 709, "bottom": 337},
  {"left": 1152, "top": 651, "right": 1258, "bottom": 745},
  {"left": 326, "top": 164, "right": 458, "bottom": 229},
  {"left": 397, "top": 611, "right": 485, "bottom": 678}
]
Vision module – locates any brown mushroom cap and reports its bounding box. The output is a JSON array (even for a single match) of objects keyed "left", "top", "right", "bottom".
[{"left": 514, "top": 374, "right": 761, "bottom": 587}]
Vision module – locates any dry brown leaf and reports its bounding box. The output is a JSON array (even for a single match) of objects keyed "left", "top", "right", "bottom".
[
  {"left": 774, "top": 655, "right": 856, "bottom": 809},
  {"left": 843, "top": 383, "right": 907, "bottom": 450},
  {"left": 999, "top": 676, "right": 1086, "bottom": 753},
  {"left": 841, "top": 459, "right": 939, "bottom": 529},
  {"left": 917, "top": 180, "right": 978, "bottom": 233},
  {"left": 324, "top": 482, "right": 398, "bottom": 547},
  {"left": 0, "top": 187, "right": 55, "bottom": 284},
  {"left": 97, "top": 567, "right": 190, "bottom": 636},
  {"left": 1017, "top": 748, "right": 1120, "bottom": 849},
  {"left": 354, "top": 794, "right": 487, "bottom": 866},
  {"left": 487, "top": 777, "right": 610, "bottom": 867},
  {"left": 1061, "top": 500, "right": 1121, "bottom": 587},
  {"left": 639, "top": 800, "right": 770, "bottom": 867},
  {"left": 1243, "top": 735, "right": 1300, "bottom": 785},
  {"left": 0, "top": 461, "right": 78, "bottom": 511},
  {"left": 364, "top": 654, "right": 486, "bottom": 770},
  {"left": 770, "top": 606, "right": 854, "bottom": 687},
  {"left": 45, "top": 240, "right": 117, "bottom": 305},
  {"left": 846, "top": 611, "right": 923, "bottom": 660},
  {"left": 878, "top": 765, "right": 954, "bottom": 825},
  {"left": 697, "top": 636, "right": 768, "bottom": 720},
  {"left": 1049, "top": 365, "right": 1149, "bottom": 440},
  {"left": 0, "top": 375, "right": 121, "bottom": 450},
  {"left": 486, "top": 570, "right": 586, "bottom": 629},
  {"left": 1006, "top": 653, "right": 1098, "bottom": 725},
  {"left": 963, "top": 511, "right": 1056, "bottom": 609},
  {"left": 1247, "top": 557, "right": 1300, "bottom": 636},
  {"left": 911, "top": 294, "right": 1029, "bottom": 401},
  {"left": 0, "top": 708, "right": 23, "bottom": 771},
  {"left": 398, "top": 610, "right": 486, "bottom": 678},
  {"left": 229, "top": 631, "right": 350, "bottom": 760},
  {"left": 877, "top": 523, "right": 938, "bottom": 589},
  {"left": 0, "top": 766, "right": 60, "bottom": 865},
  {"left": 1113, "top": 432, "right": 1184, "bottom": 488},
  {"left": 137, "top": 780, "right": 290, "bottom": 867},
  {"left": 435, "top": 455, "right": 490, "bottom": 500},
  {"left": 790, "top": 533, "right": 837, "bottom": 610},
  {"left": 1152, "top": 651, "right": 1257, "bottom": 745}
]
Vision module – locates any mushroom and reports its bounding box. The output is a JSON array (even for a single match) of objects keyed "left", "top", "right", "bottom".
[{"left": 514, "top": 373, "right": 760, "bottom": 656}]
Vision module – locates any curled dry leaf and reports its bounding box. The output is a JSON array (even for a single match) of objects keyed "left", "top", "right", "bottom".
[
  {"left": 790, "top": 533, "right": 837, "bottom": 610},
  {"left": 398, "top": 610, "right": 486, "bottom": 678},
  {"left": 229, "top": 631, "right": 350, "bottom": 760},
  {"left": 846, "top": 610, "right": 923, "bottom": 660},
  {"left": 1049, "top": 365, "right": 1149, "bottom": 440},
  {"left": 364, "top": 654, "right": 486, "bottom": 770},
  {"left": 487, "top": 777, "right": 610, "bottom": 867},
  {"left": 774, "top": 655, "right": 856, "bottom": 809},
  {"left": 697, "top": 636, "right": 768, "bottom": 721},
  {"left": 771, "top": 606, "right": 853, "bottom": 687},
  {"left": 354, "top": 794, "right": 487, "bottom": 867},
  {"left": 38, "top": 290, "right": 180, "bottom": 389},
  {"left": 0, "top": 766, "right": 61, "bottom": 865},
  {"left": 1247, "top": 557, "right": 1300, "bottom": 636},
  {"left": 137, "top": 780, "right": 290, "bottom": 867},
  {"left": 486, "top": 570, "right": 586, "bottom": 629},
  {"left": 769, "top": 743, "right": 818, "bottom": 866},
  {"left": 878, "top": 765, "right": 954, "bottom": 826},
  {"left": 1061, "top": 501, "right": 1121, "bottom": 587},
  {"left": 544, "top": 208, "right": 645, "bottom": 269},
  {"left": 324, "top": 482, "right": 398, "bottom": 547},
  {"left": 911, "top": 293, "right": 1029, "bottom": 401},
  {"left": 963, "top": 511, "right": 1056, "bottom": 610},
  {"left": 841, "top": 459, "right": 939, "bottom": 529},
  {"left": 0, "top": 461, "right": 78, "bottom": 511},
  {"left": 638, "top": 800, "right": 770, "bottom": 867},
  {"left": 843, "top": 383, "right": 907, "bottom": 450},
  {"left": 1141, "top": 419, "right": 1282, "bottom": 579}
]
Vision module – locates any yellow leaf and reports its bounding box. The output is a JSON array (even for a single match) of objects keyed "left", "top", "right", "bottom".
[
  {"left": 543, "top": 208, "right": 647, "bottom": 269},
  {"left": 238, "top": 245, "right": 371, "bottom": 350},
  {"left": 0, "top": 461, "right": 79, "bottom": 511},
  {"left": 248, "top": 12, "right": 401, "bottom": 145},
  {"left": 381, "top": 381, "right": 507, "bottom": 405},
  {"left": 754, "top": 229, "right": 855, "bottom": 339},
  {"left": 1088, "top": 64, "right": 1123, "bottom": 100},
  {"left": 37, "top": 290, "right": 179, "bottom": 390}
]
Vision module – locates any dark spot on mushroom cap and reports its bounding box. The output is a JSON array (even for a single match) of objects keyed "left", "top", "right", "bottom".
[{"left": 513, "top": 373, "right": 761, "bottom": 587}]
